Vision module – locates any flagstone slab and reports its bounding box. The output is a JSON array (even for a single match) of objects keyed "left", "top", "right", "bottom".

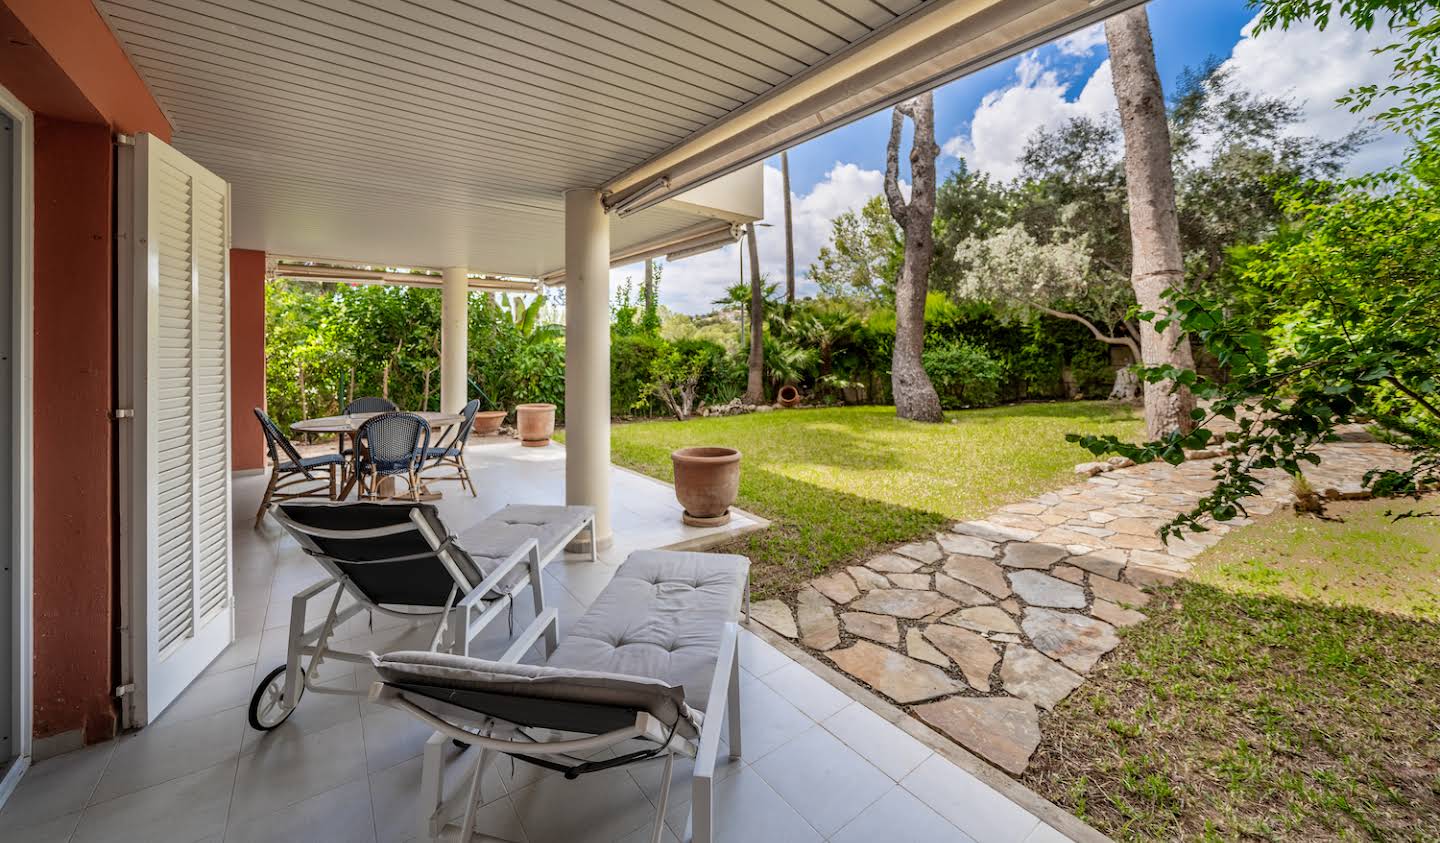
[
  {"left": 1033, "top": 527, "right": 1105, "bottom": 549},
  {"left": 1069, "top": 551, "right": 1126, "bottom": 580},
  {"left": 1107, "top": 532, "right": 1166, "bottom": 551},
  {"left": 1091, "top": 599, "right": 1147, "bottom": 627},
  {"left": 867, "top": 553, "right": 922, "bottom": 574},
  {"left": 811, "top": 571, "right": 860, "bottom": 604},
  {"left": 933, "top": 573, "right": 994, "bottom": 606},
  {"left": 1008, "top": 571, "right": 1087, "bottom": 609},
  {"left": 841, "top": 611, "right": 900, "bottom": 646},
  {"left": 1089, "top": 574, "right": 1151, "bottom": 607},
  {"left": 998, "top": 598, "right": 1020, "bottom": 615},
  {"left": 828, "top": 641, "right": 962, "bottom": 704},
  {"left": 1000, "top": 542, "right": 1069, "bottom": 570},
  {"left": 1051, "top": 565, "right": 1085, "bottom": 585},
  {"left": 905, "top": 628, "right": 950, "bottom": 668},
  {"left": 988, "top": 512, "right": 1051, "bottom": 533},
  {"left": 943, "top": 556, "right": 1010, "bottom": 598},
  {"left": 1000, "top": 645, "right": 1084, "bottom": 710},
  {"left": 1125, "top": 565, "right": 1182, "bottom": 588},
  {"left": 846, "top": 566, "right": 891, "bottom": 591},
  {"left": 1022, "top": 608, "right": 1120, "bottom": 673},
  {"left": 951, "top": 520, "right": 1039, "bottom": 543},
  {"left": 887, "top": 573, "right": 932, "bottom": 590},
  {"left": 914, "top": 697, "right": 1041, "bottom": 775},
  {"left": 751, "top": 600, "right": 797, "bottom": 639},
  {"left": 894, "top": 540, "right": 944, "bottom": 564},
  {"left": 797, "top": 588, "right": 841, "bottom": 651},
  {"left": 1108, "top": 516, "right": 1169, "bottom": 536},
  {"left": 922, "top": 625, "right": 998, "bottom": 691},
  {"left": 850, "top": 589, "right": 958, "bottom": 620},
  {"left": 937, "top": 532, "right": 998, "bottom": 558},
  {"left": 943, "top": 605, "right": 1020, "bottom": 636}
]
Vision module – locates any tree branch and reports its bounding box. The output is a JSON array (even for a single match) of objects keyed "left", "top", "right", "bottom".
[
  {"left": 1387, "top": 375, "right": 1440, "bottom": 421},
  {"left": 884, "top": 106, "right": 909, "bottom": 227},
  {"left": 1032, "top": 302, "right": 1141, "bottom": 359}
]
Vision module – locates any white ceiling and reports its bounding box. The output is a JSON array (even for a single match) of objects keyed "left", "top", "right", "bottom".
[{"left": 96, "top": 0, "right": 924, "bottom": 276}]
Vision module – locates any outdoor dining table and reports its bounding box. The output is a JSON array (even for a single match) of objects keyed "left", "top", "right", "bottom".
[{"left": 291, "top": 410, "right": 464, "bottom": 500}]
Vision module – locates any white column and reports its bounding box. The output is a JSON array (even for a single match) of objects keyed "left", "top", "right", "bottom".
[
  {"left": 440, "top": 266, "right": 468, "bottom": 414},
  {"left": 564, "top": 189, "right": 613, "bottom": 550}
]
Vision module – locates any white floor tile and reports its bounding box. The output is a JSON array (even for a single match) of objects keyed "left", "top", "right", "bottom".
[
  {"left": 831, "top": 785, "right": 977, "bottom": 843},
  {"left": 751, "top": 724, "right": 892, "bottom": 837},
  {"left": 509, "top": 766, "right": 656, "bottom": 843},
  {"left": 70, "top": 758, "right": 235, "bottom": 843},
  {"left": 1024, "top": 822, "right": 1077, "bottom": 842},
  {"left": 757, "top": 661, "right": 852, "bottom": 722},
  {"left": 0, "top": 809, "right": 81, "bottom": 842},
  {"left": 91, "top": 705, "right": 246, "bottom": 803},
  {"left": 224, "top": 777, "right": 376, "bottom": 843},
  {"left": 663, "top": 766, "right": 821, "bottom": 843},
  {"left": 901, "top": 755, "right": 1041, "bottom": 843},
  {"left": 154, "top": 663, "right": 255, "bottom": 727},
  {"left": 229, "top": 719, "right": 368, "bottom": 821},
  {"left": 734, "top": 673, "right": 814, "bottom": 762},
  {"left": 0, "top": 742, "right": 114, "bottom": 833},
  {"left": 821, "top": 702, "right": 933, "bottom": 781},
  {"left": 241, "top": 672, "right": 363, "bottom": 753},
  {"left": 737, "top": 628, "right": 790, "bottom": 678}
]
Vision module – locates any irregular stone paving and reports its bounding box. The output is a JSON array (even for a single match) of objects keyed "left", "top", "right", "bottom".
[{"left": 750, "top": 428, "right": 1407, "bottom": 776}]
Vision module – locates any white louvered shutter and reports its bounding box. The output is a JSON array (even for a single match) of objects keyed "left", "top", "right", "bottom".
[{"left": 122, "top": 134, "right": 233, "bottom": 725}]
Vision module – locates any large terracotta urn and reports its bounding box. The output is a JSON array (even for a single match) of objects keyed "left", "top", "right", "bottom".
[
  {"left": 472, "top": 409, "right": 507, "bottom": 436},
  {"left": 671, "top": 446, "right": 741, "bottom": 527},
  {"left": 777, "top": 384, "right": 801, "bottom": 408},
  {"left": 516, "top": 403, "right": 556, "bottom": 447}
]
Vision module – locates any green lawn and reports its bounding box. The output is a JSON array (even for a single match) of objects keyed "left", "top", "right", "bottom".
[
  {"left": 603, "top": 402, "right": 1141, "bottom": 597},
  {"left": 1024, "top": 498, "right": 1440, "bottom": 841}
]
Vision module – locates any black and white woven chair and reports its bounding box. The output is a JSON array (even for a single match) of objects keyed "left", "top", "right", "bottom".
[
  {"left": 420, "top": 399, "right": 482, "bottom": 497},
  {"left": 253, "top": 407, "right": 343, "bottom": 528},
  {"left": 344, "top": 395, "right": 399, "bottom": 414},
  {"left": 250, "top": 500, "right": 595, "bottom": 733},
  {"left": 354, "top": 411, "right": 430, "bottom": 501}
]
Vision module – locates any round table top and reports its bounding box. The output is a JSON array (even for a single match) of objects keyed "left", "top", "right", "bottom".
[{"left": 290, "top": 410, "right": 464, "bottom": 434}]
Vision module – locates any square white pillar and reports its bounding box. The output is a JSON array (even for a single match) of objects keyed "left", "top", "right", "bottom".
[{"left": 564, "top": 188, "right": 613, "bottom": 550}]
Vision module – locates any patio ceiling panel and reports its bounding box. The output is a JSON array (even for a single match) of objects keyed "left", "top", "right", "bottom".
[{"left": 95, "top": 0, "right": 1126, "bottom": 279}]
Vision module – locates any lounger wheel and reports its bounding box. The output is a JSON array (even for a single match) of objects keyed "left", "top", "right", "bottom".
[{"left": 249, "top": 665, "right": 306, "bottom": 731}]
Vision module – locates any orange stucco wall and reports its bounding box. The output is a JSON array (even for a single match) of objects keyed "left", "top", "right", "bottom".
[
  {"left": 31, "top": 116, "right": 117, "bottom": 744},
  {"left": 231, "top": 249, "right": 267, "bottom": 471},
  {"left": 0, "top": 0, "right": 171, "bottom": 745}
]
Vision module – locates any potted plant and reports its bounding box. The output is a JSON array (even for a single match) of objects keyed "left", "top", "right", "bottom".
[
  {"left": 776, "top": 384, "right": 801, "bottom": 408},
  {"left": 671, "top": 446, "right": 741, "bottom": 526},
  {"left": 515, "top": 403, "right": 556, "bottom": 447},
  {"left": 473, "top": 408, "right": 507, "bottom": 436}
]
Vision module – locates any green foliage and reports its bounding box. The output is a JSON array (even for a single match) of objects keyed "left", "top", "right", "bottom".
[
  {"left": 1071, "top": 145, "right": 1440, "bottom": 536},
  {"left": 641, "top": 339, "right": 729, "bottom": 420},
  {"left": 808, "top": 195, "right": 902, "bottom": 300},
  {"left": 922, "top": 341, "right": 1003, "bottom": 408}
]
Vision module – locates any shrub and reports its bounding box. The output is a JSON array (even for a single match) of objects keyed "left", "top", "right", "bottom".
[
  {"left": 923, "top": 341, "right": 1002, "bottom": 408},
  {"left": 611, "top": 334, "right": 668, "bottom": 416}
]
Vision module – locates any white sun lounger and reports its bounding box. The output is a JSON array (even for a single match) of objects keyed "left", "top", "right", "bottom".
[{"left": 370, "top": 549, "right": 751, "bottom": 843}]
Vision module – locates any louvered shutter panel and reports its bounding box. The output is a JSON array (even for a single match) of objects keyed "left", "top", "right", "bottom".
[{"left": 122, "top": 134, "right": 233, "bottom": 724}]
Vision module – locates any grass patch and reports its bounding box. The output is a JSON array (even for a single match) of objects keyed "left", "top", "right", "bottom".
[
  {"left": 602, "top": 402, "right": 1140, "bottom": 597},
  {"left": 1024, "top": 498, "right": 1440, "bottom": 841}
]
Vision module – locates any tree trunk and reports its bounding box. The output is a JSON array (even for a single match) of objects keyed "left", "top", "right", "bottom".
[
  {"left": 1107, "top": 7, "right": 1196, "bottom": 438},
  {"left": 884, "top": 93, "right": 943, "bottom": 423},
  {"left": 781, "top": 150, "right": 795, "bottom": 307},
  {"left": 744, "top": 224, "right": 766, "bottom": 404},
  {"left": 643, "top": 257, "right": 656, "bottom": 313}
]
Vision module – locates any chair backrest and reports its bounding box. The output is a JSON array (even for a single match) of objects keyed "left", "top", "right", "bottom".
[
  {"left": 441, "top": 399, "right": 483, "bottom": 453},
  {"left": 345, "top": 396, "right": 398, "bottom": 415},
  {"left": 273, "top": 501, "right": 482, "bottom": 607},
  {"left": 254, "top": 407, "right": 304, "bottom": 466},
  {"left": 357, "top": 412, "right": 430, "bottom": 476}
]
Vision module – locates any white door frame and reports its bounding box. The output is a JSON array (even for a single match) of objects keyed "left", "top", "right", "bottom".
[{"left": 0, "top": 81, "right": 34, "bottom": 808}]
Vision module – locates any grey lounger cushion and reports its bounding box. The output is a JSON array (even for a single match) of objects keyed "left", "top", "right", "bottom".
[
  {"left": 457, "top": 504, "right": 594, "bottom": 595},
  {"left": 376, "top": 549, "right": 749, "bottom": 738}
]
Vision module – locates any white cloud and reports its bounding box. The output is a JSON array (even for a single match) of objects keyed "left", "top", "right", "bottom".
[
  {"left": 1057, "top": 23, "right": 1105, "bottom": 57},
  {"left": 614, "top": 161, "right": 887, "bottom": 314},
  {"left": 941, "top": 54, "right": 1117, "bottom": 181},
  {"left": 1219, "top": 14, "right": 1407, "bottom": 175}
]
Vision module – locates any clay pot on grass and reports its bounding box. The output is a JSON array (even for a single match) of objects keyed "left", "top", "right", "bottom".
[
  {"left": 472, "top": 410, "right": 507, "bottom": 436},
  {"left": 671, "top": 446, "right": 741, "bottom": 527},
  {"left": 516, "top": 403, "right": 556, "bottom": 447},
  {"left": 777, "top": 384, "right": 801, "bottom": 408}
]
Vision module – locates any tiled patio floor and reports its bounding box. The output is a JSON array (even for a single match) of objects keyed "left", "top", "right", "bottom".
[{"left": 0, "top": 440, "right": 1081, "bottom": 843}]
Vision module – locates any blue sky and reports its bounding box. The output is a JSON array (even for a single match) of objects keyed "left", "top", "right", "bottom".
[{"left": 613, "top": 0, "right": 1406, "bottom": 314}]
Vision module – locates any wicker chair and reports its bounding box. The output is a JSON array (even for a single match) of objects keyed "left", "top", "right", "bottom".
[
  {"left": 344, "top": 396, "right": 398, "bottom": 415},
  {"left": 254, "top": 408, "right": 343, "bottom": 527},
  {"left": 354, "top": 412, "right": 431, "bottom": 501},
  {"left": 419, "top": 399, "right": 481, "bottom": 497}
]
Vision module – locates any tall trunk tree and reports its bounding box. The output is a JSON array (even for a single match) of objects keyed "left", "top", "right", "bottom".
[
  {"left": 643, "top": 257, "right": 656, "bottom": 313},
  {"left": 884, "top": 93, "right": 943, "bottom": 422},
  {"left": 1107, "top": 7, "right": 1196, "bottom": 438},
  {"left": 781, "top": 150, "right": 795, "bottom": 308},
  {"left": 744, "top": 224, "right": 766, "bottom": 404}
]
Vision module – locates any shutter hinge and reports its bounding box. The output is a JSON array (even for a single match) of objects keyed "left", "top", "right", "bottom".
[
  {"left": 112, "top": 408, "right": 134, "bottom": 420},
  {"left": 114, "top": 683, "right": 135, "bottom": 698},
  {"left": 115, "top": 134, "right": 134, "bottom": 147}
]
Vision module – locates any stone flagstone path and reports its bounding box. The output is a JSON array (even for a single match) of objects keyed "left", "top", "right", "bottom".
[{"left": 749, "top": 430, "right": 1406, "bottom": 776}]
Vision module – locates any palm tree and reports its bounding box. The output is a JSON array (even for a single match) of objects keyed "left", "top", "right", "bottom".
[
  {"left": 781, "top": 150, "right": 795, "bottom": 309},
  {"left": 744, "top": 223, "right": 765, "bottom": 403}
]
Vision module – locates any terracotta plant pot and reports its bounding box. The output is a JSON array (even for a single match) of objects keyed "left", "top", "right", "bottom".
[
  {"left": 515, "top": 403, "right": 556, "bottom": 447},
  {"left": 472, "top": 409, "right": 507, "bottom": 436},
  {"left": 671, "top": 446, "right": 741, "bottom": 527},
  {"left": 777, "top": 384, "right": 801, "bottom": 408}
]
